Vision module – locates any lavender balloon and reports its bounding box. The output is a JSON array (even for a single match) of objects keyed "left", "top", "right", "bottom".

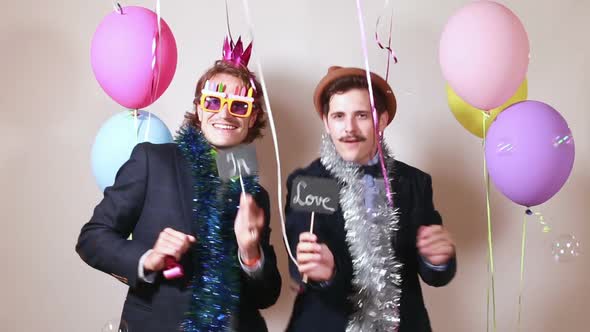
[{"left": 485, "top": 101, "right": 575, "bottom": 207}]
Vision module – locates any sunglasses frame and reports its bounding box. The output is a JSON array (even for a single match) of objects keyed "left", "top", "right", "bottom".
[{"left": 199, "top": 90, "right": 254, "bottom": 118}]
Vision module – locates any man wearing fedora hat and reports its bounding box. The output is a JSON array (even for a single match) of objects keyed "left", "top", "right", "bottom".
[{"left": 284, "top": 66, "right": 456, "bottom": 331}]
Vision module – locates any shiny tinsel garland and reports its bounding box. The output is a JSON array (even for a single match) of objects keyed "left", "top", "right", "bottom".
[
  {"left": 176, "top": 125, "right": 260, "bottom": 332},
  {"left": 320, "top": 134, "right": 403, "bottom": 332}
]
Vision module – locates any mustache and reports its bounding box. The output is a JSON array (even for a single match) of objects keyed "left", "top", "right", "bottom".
[
  {"left": 339, "top": 135, "right": 366, "bottom": 142},
  {"left": 209, "top": 114, "right": 241, "bottom": 126}
]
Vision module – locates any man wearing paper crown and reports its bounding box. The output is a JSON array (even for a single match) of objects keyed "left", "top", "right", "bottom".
[
  {"left": 284, "top": 66, "right": 457, "bottom": 331},
  {"left": 76, "top": 36, "right": 281, "bottom": 332}
]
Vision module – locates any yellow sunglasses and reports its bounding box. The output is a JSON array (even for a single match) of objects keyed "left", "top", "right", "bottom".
[{"left": 199, "top": 81, "right": 255, "bottom": 118}]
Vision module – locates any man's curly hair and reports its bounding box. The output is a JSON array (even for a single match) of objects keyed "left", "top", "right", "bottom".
[{"left": 185, "top": 60, "right": 266, "bottom": 143}]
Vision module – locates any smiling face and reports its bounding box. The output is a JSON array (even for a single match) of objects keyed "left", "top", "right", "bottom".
[{"left": 197, "top": 73, "right": 258, "bottom": 149}]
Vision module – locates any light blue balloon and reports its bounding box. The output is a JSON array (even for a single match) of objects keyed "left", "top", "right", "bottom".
[{"left": 91, "top": 110, "right": 174, "bottom": 192}]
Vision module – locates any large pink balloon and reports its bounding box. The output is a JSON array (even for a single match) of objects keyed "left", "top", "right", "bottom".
[
  {"left": 91, "top": 6, "right": 177, "bottom": 109},
  {"left": 439, "top": 1, "right": 529, "bottom": 110}
]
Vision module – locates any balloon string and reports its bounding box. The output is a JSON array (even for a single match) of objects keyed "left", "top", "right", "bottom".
[
  {"left": 486, "top": 252, "right": 490, "bottom": 332},
  {"left": 144, "top": 111, "right": 151, "bottom": 142},
  {"left": 517, "top": 211, "right": 528, "bottom": 331},
  {"left": 149, "top": 0, "right": 162, "bottom": 106},
  {"left": 517, "top": 208, "right": 552, "bottom": 329},
  {"left": 375, "top": 0, "right": 398, "bottom": 82},
  {"left": 225, "top": 0, "right": 234, "bottom": 41},
  {"left": 133, "top": 109, "right": 139, "bottom": 145},
  {"left": 240, "top": 0, "right": 298, "bottom": 267},
  {"left": 482, "top": 111, "right": 497, "bottom": 332},
  {"left": 112, "top": 1, "right": 123, "bottom": 14},
  {"left": 526, "top": 209, "right": 551, "bottom": 233},
  {"left": 355, "top": 0, "right": 394, "bottom": 208}
]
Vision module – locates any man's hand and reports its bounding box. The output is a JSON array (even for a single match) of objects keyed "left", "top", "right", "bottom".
[
  {"left": 144, "top": 228, "right": 196, "bottom": 272},
  {"left": 296, "top": 232, "right": 335, "bottom": 282},
  {"left": 234, "top": 194, "right": 264, "bottom": 262},
  {"left": 417, "top": 225, "right": 455, "bottom": 266}
]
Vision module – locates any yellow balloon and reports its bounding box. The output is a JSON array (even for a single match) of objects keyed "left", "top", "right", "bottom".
[{"left": 447, "top": 79, "right": 528, "bottom": 138}]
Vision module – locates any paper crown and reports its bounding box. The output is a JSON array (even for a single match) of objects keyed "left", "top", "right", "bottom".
[{"left": 222, "top": 36, "right": 253, "bottom": 67}]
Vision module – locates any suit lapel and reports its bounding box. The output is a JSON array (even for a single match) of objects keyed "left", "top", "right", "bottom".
[{"left": 174, "top": 146, "right": 196, "bottom": 236}]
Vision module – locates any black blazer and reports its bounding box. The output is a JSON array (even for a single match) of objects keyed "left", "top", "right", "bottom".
[
  {"left": 285, "top": 159, "right": 456, "bottom": 332},
  {"left": 76, "top": 143, "right": 281, "bottom": 332}
]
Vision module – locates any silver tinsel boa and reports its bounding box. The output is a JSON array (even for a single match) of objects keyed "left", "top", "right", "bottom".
[{"left": 320, "top": 134, "right": 403, "bottom": 332}]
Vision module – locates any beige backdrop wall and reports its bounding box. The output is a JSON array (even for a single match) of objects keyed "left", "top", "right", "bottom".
[{"left": 1, "top": 0, "right": 588, "bottom": 331}]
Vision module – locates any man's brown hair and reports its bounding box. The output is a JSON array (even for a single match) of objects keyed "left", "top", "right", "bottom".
[{"left": 185, "top": 60, "right": 266, "bottom": 143}]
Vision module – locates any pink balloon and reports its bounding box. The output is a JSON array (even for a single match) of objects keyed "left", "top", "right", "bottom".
[
  {"left": 439, "top": 1, "right": 529, "bottom": 110},
  {"left": 91, "top": 6, "right": 177, "bottom": 109}
]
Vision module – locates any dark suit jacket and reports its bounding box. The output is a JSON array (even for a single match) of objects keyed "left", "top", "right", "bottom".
[
  {"left": 285, "top": 159, "right": 456, "bottom": 332},
  {"left": 76, "top": 143, "right": 281, "bottom": 332}
]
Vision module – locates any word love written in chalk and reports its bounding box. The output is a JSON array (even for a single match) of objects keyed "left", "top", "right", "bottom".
[
  {"left": 216, "top": 144, "right": 258, "bottom": 180},
  {"left": 290, "top": 176, "right": 339, "bottom": 214}
]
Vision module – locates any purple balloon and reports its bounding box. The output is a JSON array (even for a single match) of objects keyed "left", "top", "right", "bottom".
[
  {"left": 91, "top": 6, "right": 178, "bottom": 110},
  {"left": 485, "top": 100, "right": 575, "bottom": 207}
]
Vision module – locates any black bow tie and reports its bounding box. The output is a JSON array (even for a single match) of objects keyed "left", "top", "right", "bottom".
[{"left": 361, "top": 164, "right": 382, "bottom": 177}]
